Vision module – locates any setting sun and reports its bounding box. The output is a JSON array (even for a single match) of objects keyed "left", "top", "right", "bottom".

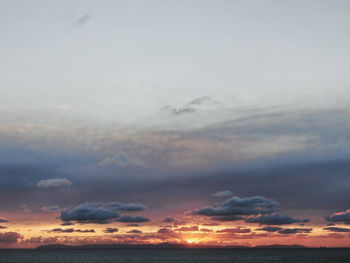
[{"left": 186, "top": 239, "right": 198, "bottom": 244}]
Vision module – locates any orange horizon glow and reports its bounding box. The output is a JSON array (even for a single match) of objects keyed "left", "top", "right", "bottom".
[{"left": 1, "top": 211, "right": 350, "bottom": 249}]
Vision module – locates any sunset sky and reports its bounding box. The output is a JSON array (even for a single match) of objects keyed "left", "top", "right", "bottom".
[{"left": 1, "top": 0, "right": 350, "bottom": 248}]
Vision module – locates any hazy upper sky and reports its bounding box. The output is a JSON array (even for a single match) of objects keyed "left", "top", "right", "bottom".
[
  {"left": 1, "top": 0, "right": 350, "bottom": 248},
  {"left": 2, "top": 0, "right": 350, "bottom": 121}
]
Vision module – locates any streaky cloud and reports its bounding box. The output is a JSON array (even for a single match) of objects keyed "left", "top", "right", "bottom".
[{"left": 36, "top": 178, "right": 72, "bottom": 189}]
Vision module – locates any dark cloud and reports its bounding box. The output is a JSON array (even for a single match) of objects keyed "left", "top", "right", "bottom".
[
  {"left": 194, "top": 196, "right": 308, "bottom": 226},
  {"left": 245, "top": 214, "right": 310, "bottom": 225},
  {"left": 105, "top": 202, "right": 146, "bottom": 212},
  {"left": 216, "top": 227, "right": 250, "bottom": 234},
  {"left": 174, "top": 226, "right": 198, "bottom": 232},
  {"left": 104, "top": 228, "right": 119, "bottom": 233},
  {"left": 161, "top": 217, "right": 186, "bottom": 226},
  {"left": 127, "top": 229, "right": 142, "bottom": 234},
  {"left": 46, "top": 228, "right": 95, "bottom": 233},
  {"left": 256, "top": 227, "right": 283, "bottom": 232},
  {"left": 211, "top": 215, "right": 244, "bottom": 221},
  {"left": 325, "top": 210, "right": 350, "bottom": 225},
  {"left": 61, "top": 222, "right": 74, "bottom": 226},
  {"left": 116, "top": 215, "right": 150, "bottom": 223},
  {"left": 48, "top": 228, "right": 74, "bottom": 233},
  {"left": 61, "top": 203, "right": 119, "bottom": 224},
  {"left": 0, "top": 226, "right": 7, "bottom": 229},
  {"left": 323, "top": 227, "right": 350, "bottom": 233},
  {"left": 163, "top": 217, "right": 175, "bottom": 223},
  {"left": 170, "top": 96, "right": 211, "bottom": 116},
  {"left": 75, "top": 229, "right": 95, "bottom": 233},
  {"left": 0, "top": 218, "right": 8, "bottom": 223},
  {"left": 60, "top": 202, "right": 147, "bottom": 224},
  {"left": 75, "top": 14, "right": 92, "bottom": 26},
  {"left": 277, "top": 228, "right": 312, "bottom": 234},
  {"left": 157, "top": 228, "right": 174, "bottom": 234},
  {"left": 0, "top": 232, "right": 22, "bottom": 243},
  {"left": 193, "top": 196, "right": 278, "bottom": 221}
]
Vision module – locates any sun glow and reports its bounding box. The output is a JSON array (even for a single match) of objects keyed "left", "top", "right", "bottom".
[{"left": 186, "top": 239, "right": 197, "bottom": 244}]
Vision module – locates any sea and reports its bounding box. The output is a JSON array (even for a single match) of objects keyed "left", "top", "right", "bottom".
[{"left": 0, "top": 249, "right": 350, "bottom": 263}]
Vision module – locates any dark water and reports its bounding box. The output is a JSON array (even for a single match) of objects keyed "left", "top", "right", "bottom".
[{"left": 1, "top": 249, "right": 350, "bottom": 263}]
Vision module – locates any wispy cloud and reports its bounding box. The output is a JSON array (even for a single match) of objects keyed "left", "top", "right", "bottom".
[
  {"left": 75, "top": 14, "right": 92, "bottom": 26},
  {"left": 36, "top": 178, "right": 72, "bottom": 189}
]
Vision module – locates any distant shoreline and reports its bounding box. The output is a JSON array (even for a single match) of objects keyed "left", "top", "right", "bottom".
[{"left": 1, "top": 243, "right": 350, "bottom": 250}]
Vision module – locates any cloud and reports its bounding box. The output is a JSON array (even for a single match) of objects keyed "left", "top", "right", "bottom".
[
  {"left": 174, "top": 226, "right": 198, "bottom": 232},
  {"left": 193, "top": 196, "right": 278, "bottom": 220},
  {"left": 194, "top": 195, "right": 310, "bottom": 226},
  {"left": 75, "top": 229, "right": 95, "bottom": 233},
  {"left": 202, "top": 223, "right": 221, "bottom": 226},
  {"left": 0, "top": 218, "right": 8, "bottom": 223},
  {"left": 22, "top": 236, "right": 60, "bottom": 245},
  {"left": 169, "top": 96, "right": 212, "bottom": 116},
  {"left": 36, "top": 178, "right": 72, "bottom": 189},
  {"left": 0, "top": 226, "right": 7, "bottom": 229},
  {"left": 98, "top": 153, "right": 145, "bottom": 168},
  {"left": 60, "top": 202, "right": 147, "bottom": 224},
  {"left": 104, "top": 228, "right": 119, "bottom": 233},
  {"left": 75, "top": 14, "right": 92, "bottom": 26},
  {"left": 256, "top": 227, "right": 283, "bottom": 232},
  {"left": 211, "top": 215, "right": 244, "bottom": 221},
  {"left": 0, "top": 232, "right": 22, "bottom": 243},
  {"left": 127, "top": 229, "right": 142, "bottom": 234},
  {"left": 46, "top": 228, "right": 95, "bottom": 233},
  {"left": 245, "top": 214, "right": 310, "bottom": 225},
  {"left": 161, "top": 217, "right": 186, "bottom": 226},
  {"left": 325, "top": 210, "right": 350, "bottom": 225},
  {"left": 163, "top": 217, "right": 175, "bottom": 223},
  {"left": 105, "top": 202, "right": 146, "bottom": 212},
  {"left": 42, "top": 206, "right": 59, "bottom": 212},
  {"left": 61, "top": 222, "right": 74, "bottom": 226},
  {"left": 216, "top": 227, "right": 250, "bottom": 234},
  {"left": 277, "top": 228, "right": 312, "bottom": 234},
  {"left": 323, "top": 227, "right": 350, "bottom": 233},
  {"left": 212, "top": 190, "right": 233, "bottom": 198},
  {"left": 47, "top": 228, "right": 73, "bottom": 233},
  {"left": 116, "top": 215, "right": 150, "bottom": 223},
  {"left": 157, "top": 228, "right": 174, "bottom": 234},
  {"left": 61, "top": 203, "right": 119, "bottom": 224},
  {"left": 187, "top": 96, "right": 211, "bottom": 106},
  {"left": 200, "top": 228, "right": 213, "bottom": 232},
  {"left": 172, "top": 107, "right": 196, "bottom": 116}
]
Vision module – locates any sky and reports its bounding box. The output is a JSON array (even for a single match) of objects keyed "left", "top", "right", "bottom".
[{"left": 1, "top": 0, "right": 350, "bottom": 248}]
